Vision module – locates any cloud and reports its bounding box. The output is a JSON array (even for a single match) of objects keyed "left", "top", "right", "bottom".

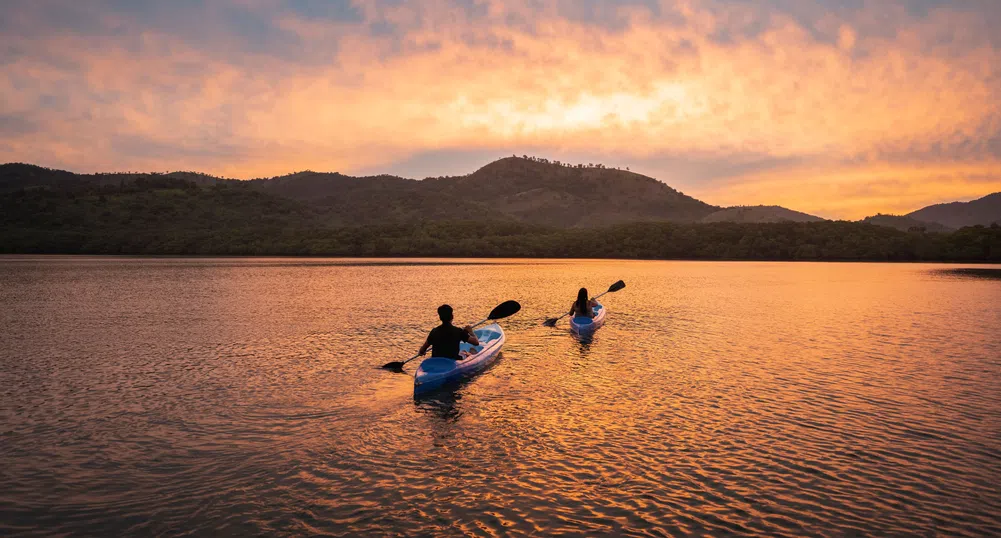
[
  {"left": 0, "top": 0, "right": 999, "bottom": 217},
  {"left": 284, "top": 0, "right": 365, "bottom": 22},
  {"left": 0, "top": 114, "right": 37, "bottom": 136}
]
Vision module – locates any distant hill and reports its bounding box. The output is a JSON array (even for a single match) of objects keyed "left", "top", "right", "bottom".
[
  {"left": 442, "top": 157, "right": 719, "bottom": 226},
  {"left": 861, "top": 214, "right": 952, "bottom": 233},
  {"left": 0, "top": 163, "right": 82, "bottom": 191},
  {"left": 3, "top": 158, "right": 998, "bottom": 231},
  {"left": 247, "top": 171, "right": 512, "bottom": 224},
  {"left": 2, "top": 157, "right": 719, "bottom": 227},
  {"left": 247, "top": 157, "right": 719, "bottom": 227},
  {"left": 907, "top": 192, "right": 1001, "bottom": 228},
  {"left": 701, "top": 205, "right": 823, "bottom": 224},
  {"left": 3, "top": 160, "right": 1000, "bottom": 261},
  {"left": 0, "top": 163, "right": 222, "bottom": 192}
]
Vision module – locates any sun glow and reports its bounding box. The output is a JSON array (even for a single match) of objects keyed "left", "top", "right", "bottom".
[
  {"left": 1, "top": 0, "right": 999, "bottom": 217},
  {"left": 450, "top": 82, "right": 702, "bottom": 137}
]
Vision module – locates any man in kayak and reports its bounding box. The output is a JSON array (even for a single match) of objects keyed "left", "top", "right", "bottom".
[
  {"left": 418, "top": 304, "right": 480, "bottom": 360},
  {"left": 569, "top": 288, "right": 598, "bottom": 319}
]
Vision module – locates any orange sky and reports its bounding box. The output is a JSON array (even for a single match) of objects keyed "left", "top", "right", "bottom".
[{"left": 1, "top": 0, "right": 999, "bottom": 218}]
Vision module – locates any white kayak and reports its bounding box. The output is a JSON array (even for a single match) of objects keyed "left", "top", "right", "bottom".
[
  {"left": 413, "top": 323, "right": 505, "bottom": 395},
  {"left": 569, "top": 302, "right": 606, "bottom": 336}
]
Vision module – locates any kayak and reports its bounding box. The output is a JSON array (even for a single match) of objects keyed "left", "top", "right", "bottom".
[
  {"left": 570, "top": 302, "right": 606, "bottom": 336},
  {"left": 414, "top": 323, "right": 505, "bottom": 395}
]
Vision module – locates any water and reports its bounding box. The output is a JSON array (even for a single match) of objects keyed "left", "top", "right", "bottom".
[{"left": 1, "top": 257, "right": 1000, "bottom": 537}]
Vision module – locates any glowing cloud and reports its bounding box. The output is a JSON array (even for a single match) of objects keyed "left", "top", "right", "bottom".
[{"left": 1, "top": 0, "right": 999, "bottom": 218}]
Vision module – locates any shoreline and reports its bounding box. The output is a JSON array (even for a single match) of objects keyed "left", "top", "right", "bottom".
[{"left": 2, "top": 253, "right": 1000, "bottom": 265}]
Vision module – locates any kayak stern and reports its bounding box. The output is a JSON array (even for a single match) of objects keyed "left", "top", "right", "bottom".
[
  {"left": 414, "top": 323, "right": 505, "bottom": 396},
  {"left": 570, "top": 302, "right": 606, "bottom": 335}
]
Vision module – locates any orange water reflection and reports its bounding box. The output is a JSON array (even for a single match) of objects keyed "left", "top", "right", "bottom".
[{"left": 1, "top": 257, "right": 999, "bottom": 536}]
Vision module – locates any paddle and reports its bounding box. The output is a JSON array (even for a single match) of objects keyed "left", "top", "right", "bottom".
[
  {"left": 381, "top": 300, "right": 522, "bottom": 371},
  {"left": 543, "top": 280, "right": 625, "bottom": 327}
]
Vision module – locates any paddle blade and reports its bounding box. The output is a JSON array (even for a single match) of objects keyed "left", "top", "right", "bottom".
[
  {"left": 543, "top": 317, "right": 559, "bottom": 327},
  {"left": 381, "top": 361, "right": 405, "bottom": 371},
  {"left": 607, "top": 280, "right": 626, "bottom": 293},
  {"left": 488, "top": 300, "right": 521, "bottom": 320}
]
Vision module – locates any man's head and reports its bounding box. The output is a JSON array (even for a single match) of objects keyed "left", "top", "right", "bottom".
[{"left": 437, "top": 304, "right": 454, "bottom": 323}]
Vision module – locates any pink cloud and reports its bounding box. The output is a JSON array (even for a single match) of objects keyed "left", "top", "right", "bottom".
[{"left": 0, "top": 0, "right": 999, "bottom": 217}]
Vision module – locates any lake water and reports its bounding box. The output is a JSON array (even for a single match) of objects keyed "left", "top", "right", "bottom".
[{"left": 1, "top": 257, "right": 1000, "bottom": 537}]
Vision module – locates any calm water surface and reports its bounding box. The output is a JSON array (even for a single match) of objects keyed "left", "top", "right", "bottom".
[{"left": 1, "top": 257, "right": 1000, "bottom": 537}]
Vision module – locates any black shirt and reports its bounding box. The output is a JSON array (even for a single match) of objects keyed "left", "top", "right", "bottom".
[{"left": 427, "top": 323, "right": 472, "bottom": 360}]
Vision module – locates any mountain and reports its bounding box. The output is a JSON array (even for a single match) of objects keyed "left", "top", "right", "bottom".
[
  {"left": 701, "top": 205, "right": 823, "bottom": 224},
  {"left": 247, "top": 170, "right": 513, "bottom": 224},
  {"left": 3, "top": 160, "right": 1001, "bottom": 260},
  {"left": 907, "top": 192, "right": 1001, "bottom": 228},
  {"left": 248, "top": 157, "right": 719, "bottom": 227},
  {"left": 2, "top": 157, "right": 719, "bottom": 227},
  {"left": 0, "top": 163, "right": 222, "bottom": 192},
  {"left": 4, "top": 159, "right": 998, "bottom": 231},
  {"left": 861, "top": 214, "right": 952, "bottom": 233},
  {"left": 0, "top": 163, "right": 82, "bottom": 191},
  {"left": 442, "top": 157, "right": 719, "bottom": 226}
]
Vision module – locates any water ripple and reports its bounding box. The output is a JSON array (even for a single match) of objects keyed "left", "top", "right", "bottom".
[{"left": 1, "top": 258, "right": 1000, "bottom": 536}]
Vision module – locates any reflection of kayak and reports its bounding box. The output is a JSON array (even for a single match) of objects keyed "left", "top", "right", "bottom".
[
  {"left": 414, "top": 323, "right": 505, "bottom": 395},
  {"left": 570, "top": 302, "right": 606, "bottom": 336}
]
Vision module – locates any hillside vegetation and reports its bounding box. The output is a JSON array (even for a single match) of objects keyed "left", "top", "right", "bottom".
[
  {"left": 906, "top": 193, "right": 1001, "bottom": 229},
  {"left": 242, "top": 156, "right": 720, "bottom": 226},
  {"left": 3, "top": 173, "right": 999, "bottom": 261},
  {"left": 702, "top": 206, "right": 823, "bottom": 224},
  {"left": 862, "top": 214, "right": 952, "bottom": 233}
]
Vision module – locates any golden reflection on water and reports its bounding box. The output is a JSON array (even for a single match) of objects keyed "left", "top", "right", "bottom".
[{"left": 1, "top": 257, "right": 1000, "bottom": 536}]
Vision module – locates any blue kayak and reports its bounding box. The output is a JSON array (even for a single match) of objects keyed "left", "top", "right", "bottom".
[
  {"left": 569, "top": 302, "right": 606, "bottom": 336},
  {"left": 414, "top": 323, "right": 505, "bottom": 395}
]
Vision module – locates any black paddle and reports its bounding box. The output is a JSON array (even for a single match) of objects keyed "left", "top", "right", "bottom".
[
  {"left": 382, "top": 300, "right": 522, "bottom": 371},
  {"left": 543, "top": 280, "right": 625, "bottom": 327}
]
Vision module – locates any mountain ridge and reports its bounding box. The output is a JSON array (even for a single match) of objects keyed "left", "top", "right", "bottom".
[
  {"left": 861, "top": 214, "right": 953, "bottom": 233},
  {"left": 1, "top": 157, "right": 724, "bottom": 227},
  {"left": 2, "top": 159, "right": 999, "bottom": 229},
  {"left": 3, "top": 159, "right": 1000, "bottom": 260},
  {"left": 906, "top": 192, "right": 1001, "bottom": 229},
  {"left": 702, "top": 205, "right": 824, "bottom": 224}
]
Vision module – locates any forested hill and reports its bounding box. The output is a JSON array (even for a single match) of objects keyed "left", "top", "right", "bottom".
[
  {"left": 702, "top": 206, "right": 823, "bottom": 224},
  {"left": 437, "top": 157, "right": 718, "bottom": 226},
  {"left": 907, "top": 192, "right": 1001, "bottom": 229},
  {"left": 5, "top": 159, "right": 999, "bottom": 230},
  {"left": 861, "top": 214, "right": 953, "bottom": 233},
  {"left": 1, "top": 157, "right": 720, "bottom": 227},
  {"left": 246, "top": 156, "right": 720, "bottom": 226},
  {"left": 0, "top": 163, "right": 221, "bottom": 191},
  {"left": 2, "top": 167, "right": 1000, "bottom": 261}
]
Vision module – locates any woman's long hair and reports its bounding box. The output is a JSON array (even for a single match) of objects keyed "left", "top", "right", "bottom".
[{"left": 575, "top": 288, "right": 589, "bottom": 316}]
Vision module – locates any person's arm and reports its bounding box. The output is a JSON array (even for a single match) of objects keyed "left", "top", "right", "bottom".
[
  {"left": 463, "top": 326, "right": 480, "bottom": 346},
  {"left": 568, "top": 302, "right": 577, "bottom": 316},
  {"left": 418, "top": 331, "right": 432, "bottom": 356},
  {"left": 589, "top": 299, "right": 598, "bottom": 307}
]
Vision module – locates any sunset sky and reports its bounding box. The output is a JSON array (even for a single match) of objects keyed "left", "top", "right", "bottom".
[{"left": 2, "top": 0, "right": 1000, "bottom": 218}]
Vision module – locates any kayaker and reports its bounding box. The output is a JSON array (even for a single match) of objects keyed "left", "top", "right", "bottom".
[
  {"left": 418, "top": 304, "right": 480, "bottom": 360},
  {"left": 569, "top": 288, "right": 598, "bottom": 319}
]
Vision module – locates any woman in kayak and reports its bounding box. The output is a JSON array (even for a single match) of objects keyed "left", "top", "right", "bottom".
[
  {"left": 418, "top": 304, "right": 480, "bottom": 360},
  {"left": 569, "top": 288, "right": 598, "bottom": 319}
]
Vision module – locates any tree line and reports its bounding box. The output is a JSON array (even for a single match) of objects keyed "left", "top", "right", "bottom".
[{"left": 2, "top": 180, "right": 999, "bottom": 261}]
